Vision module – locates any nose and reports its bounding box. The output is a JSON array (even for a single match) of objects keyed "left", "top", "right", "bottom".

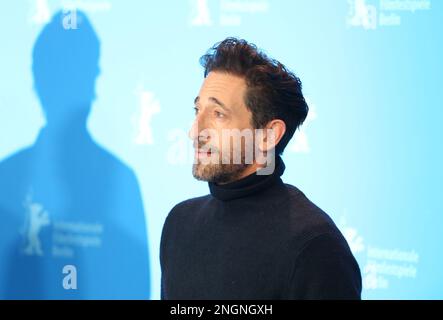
[
  {"left": 189, "top": 110, "right": 206, "bottom": 142},
  {"left": 188, "top": 118, "right": 199, "bottom": 141}
]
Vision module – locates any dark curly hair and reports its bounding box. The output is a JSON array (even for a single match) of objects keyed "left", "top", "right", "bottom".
[{"left": 200, "top": 37, "right": 309, "bottom": 155}]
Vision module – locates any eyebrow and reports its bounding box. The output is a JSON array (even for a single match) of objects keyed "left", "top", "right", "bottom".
[{"left": 194, "top": 96, "right": 230, "bottom": 111}]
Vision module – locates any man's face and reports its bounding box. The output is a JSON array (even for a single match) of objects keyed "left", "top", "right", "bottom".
[{"left": 190, "top": 71, "right": 256, "bottom": 184}]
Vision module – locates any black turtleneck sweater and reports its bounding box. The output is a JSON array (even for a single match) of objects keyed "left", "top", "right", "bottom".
[{"left": 160, "top": 158, "right": 362, "bottom": 300}]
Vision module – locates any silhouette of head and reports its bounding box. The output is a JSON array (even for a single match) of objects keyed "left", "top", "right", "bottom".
[{"left": 32, "top": 10, "right": 100, "bottom": 127}]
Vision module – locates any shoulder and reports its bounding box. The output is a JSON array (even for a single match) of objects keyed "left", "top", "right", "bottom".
[
  {"left": 286, "top": 231, "right": 362, "bottom": 299},
  {"left": 171, "top": 194, "right": 213, "bottom": 212},
  {"left": 278, "top": 183, "right": 344, "bottom": 248},
  {"left": 278, "top": 185, "right": 362, "bottom": 297},
  {"left": 162, "top": 194, "right": 212, "bottom": 233},
  {"left": 296, "top": 232, "right": 356, "bottom": 265},
  {"left": 165, "top": 194, "right": 213, "bottom": 225},
  {"left": 0, "top": 146, "right": 34, "bottom": 172},
  {"left": 0, "top": 147, "right": 34, "bottom": 190},
  {"left": 91, "top": 144, "right": 137, "bottom": 177}
]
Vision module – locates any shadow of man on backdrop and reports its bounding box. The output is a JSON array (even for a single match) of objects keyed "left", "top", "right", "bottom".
[{"left": 0, "top": 10, "right": 150, "bottom": 299}]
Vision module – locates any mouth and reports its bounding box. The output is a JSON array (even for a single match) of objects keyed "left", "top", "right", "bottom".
[{"left": 195, "top": 148, "right": 216, "bottom": 159}]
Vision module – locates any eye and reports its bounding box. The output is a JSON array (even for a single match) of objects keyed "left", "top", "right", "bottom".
[
  {"left": 215, "top": 111, "right": 225, "bottom": 118},
  {"left": 194, "top": 107, "right": 199, "bottom": 115}
]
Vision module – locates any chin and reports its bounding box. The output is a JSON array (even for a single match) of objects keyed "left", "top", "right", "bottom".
[{"left": 192, "top": 162, "right": 249, "bottom": 184}]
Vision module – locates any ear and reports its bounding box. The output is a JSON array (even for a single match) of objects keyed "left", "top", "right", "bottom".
[{"left": 257, "top": 119, "right": 286, "bottom": 152}]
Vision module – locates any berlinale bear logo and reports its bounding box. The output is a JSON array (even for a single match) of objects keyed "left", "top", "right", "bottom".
[
  {"left": 22, "top": 193, "right": 51, "bottom": 256},
  {"left": 347, "top": 0, "right": 377, "bottom": 30}
]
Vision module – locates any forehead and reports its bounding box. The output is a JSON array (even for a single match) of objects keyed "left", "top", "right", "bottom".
[{"left": 198, "top": 71, "right": 246, "bottom": 105}]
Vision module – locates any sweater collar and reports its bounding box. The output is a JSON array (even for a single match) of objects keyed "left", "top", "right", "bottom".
[{"left": 208, "top": 156, "right": 286, "bottom": 202}]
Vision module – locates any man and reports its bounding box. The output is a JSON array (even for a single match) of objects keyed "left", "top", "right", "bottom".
[
  {"left": 160, "top": 38, "right": 361, "bottom": 300},
  {"left": 0, "top": 11, "right": 150, "bottom": 299}
]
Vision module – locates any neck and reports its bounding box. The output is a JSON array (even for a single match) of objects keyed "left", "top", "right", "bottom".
[
  {"left": 41, "top": 116, "right": 90, "bottom": 146},
  {"left": 208, "top": 156, "right": 285, "bottom": 201},
  {"left": 44, "top": 108, "right": 90, "bottom": 135}
]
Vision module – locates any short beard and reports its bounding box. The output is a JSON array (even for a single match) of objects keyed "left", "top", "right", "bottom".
[
  {"left": 192, "top": 162, "right": 249, "bottom": 184},
  {"left": 192, "top": 136, "right": 253, "bottom": 184}
]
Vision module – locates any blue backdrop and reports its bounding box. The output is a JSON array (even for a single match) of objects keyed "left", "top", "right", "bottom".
[{"left": 0, "top": 0, "right": 442, "bottom": 299}]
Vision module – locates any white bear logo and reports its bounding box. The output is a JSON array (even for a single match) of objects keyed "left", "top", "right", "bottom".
[
  {"left": 190, "top": 0, "right": 212, "bottom": 26},
  {"left": 347, "top": 0, "right": 377, "bottom": 30},
  {"left": 23, "top": 195, "right": 50, "bottom": 256},
  {"left": 30, "top": 0, "right": 51, "bottom": 25}
]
